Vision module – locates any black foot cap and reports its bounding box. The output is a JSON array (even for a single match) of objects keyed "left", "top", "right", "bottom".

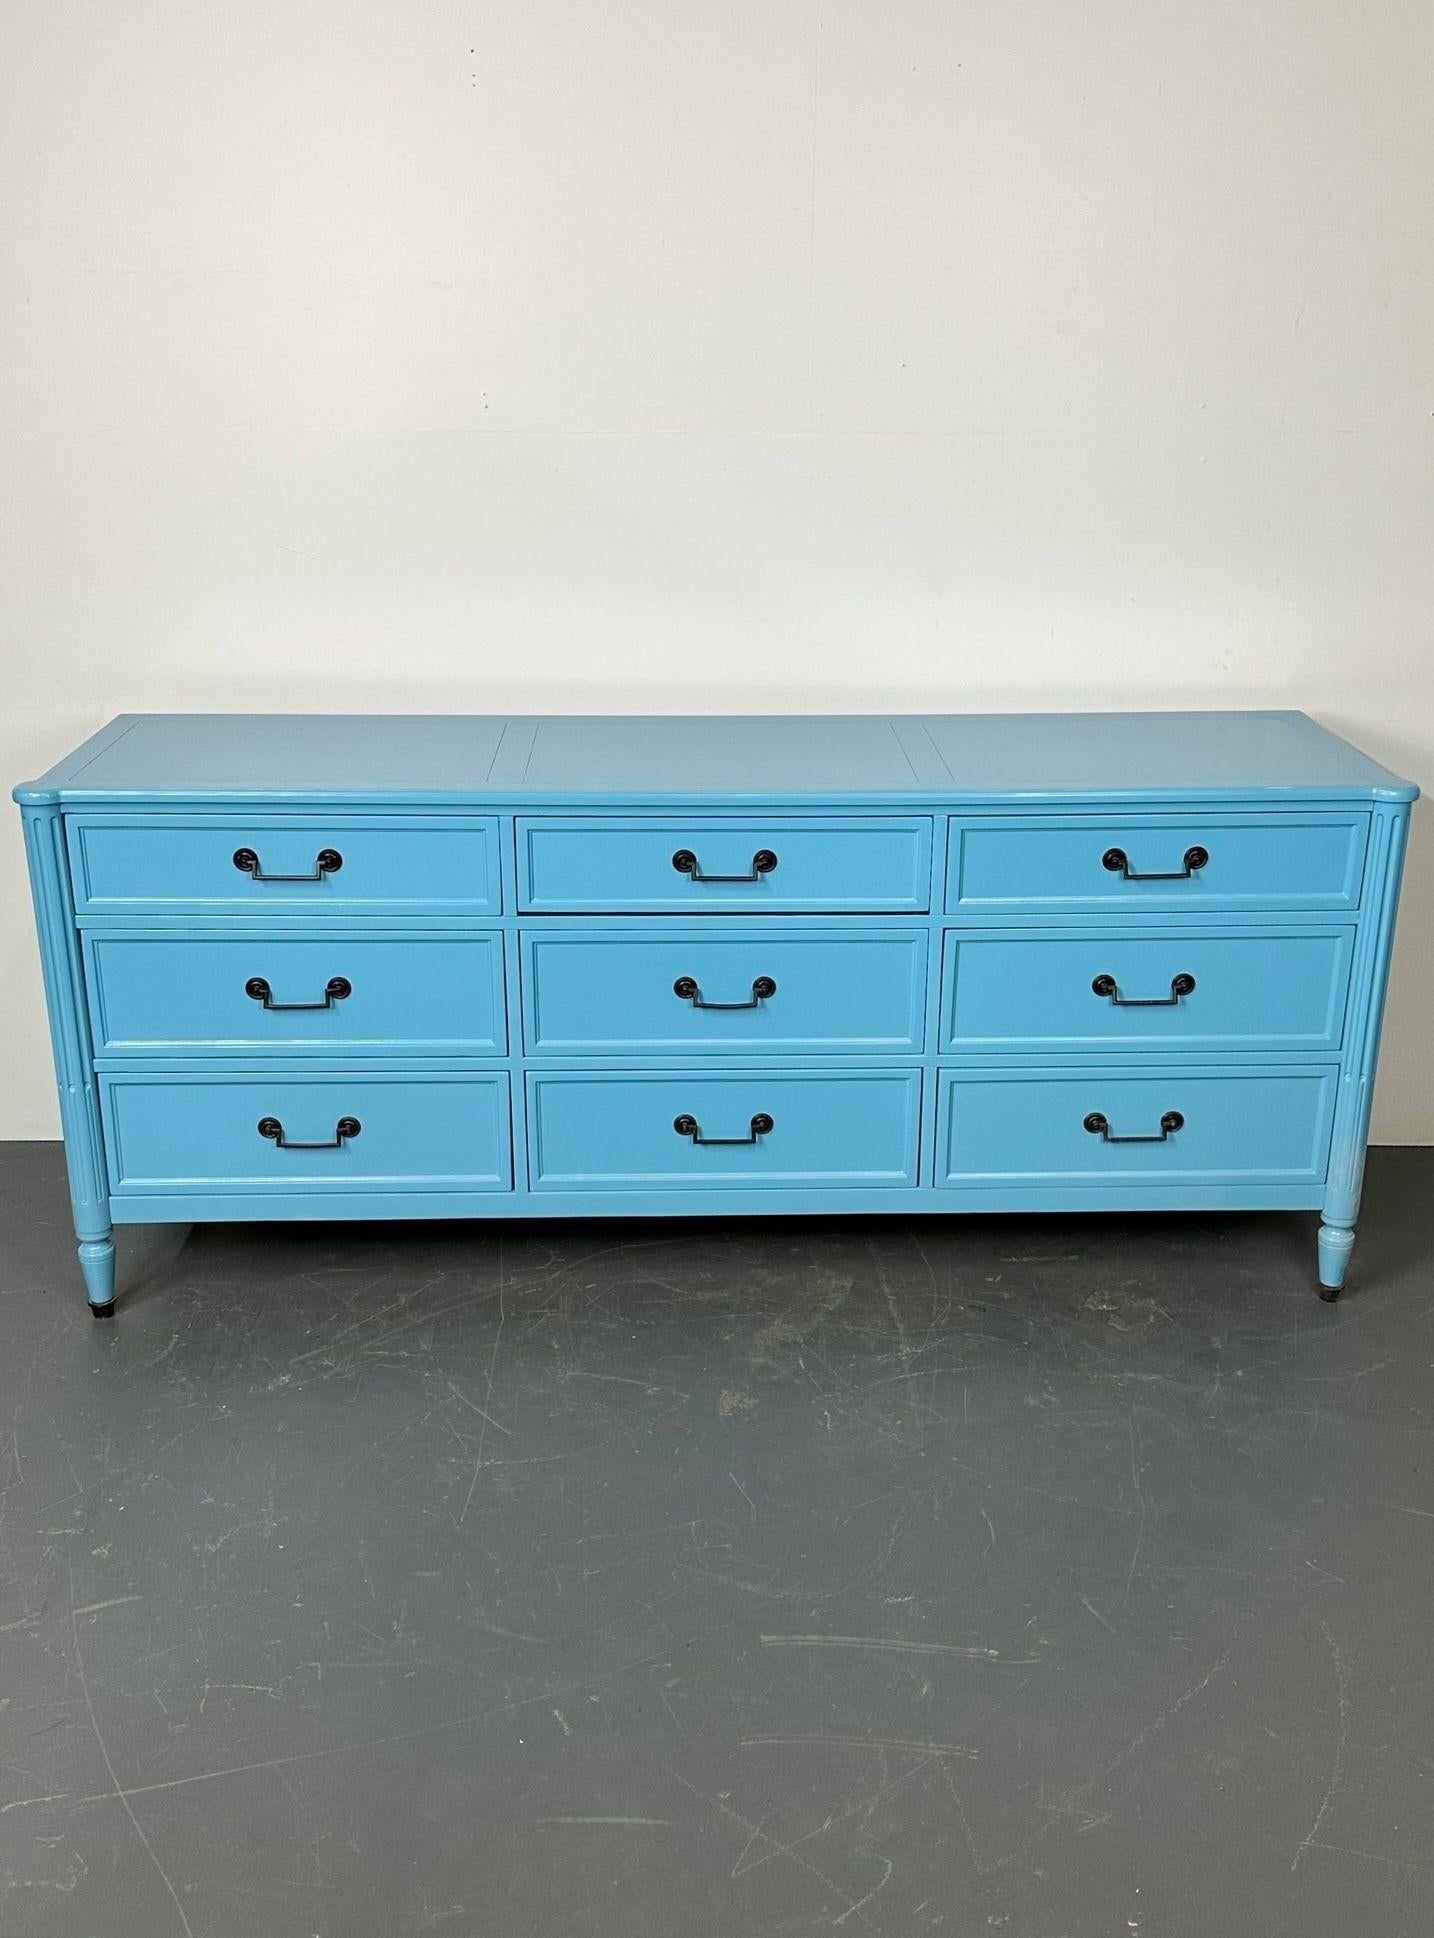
[
  {"left": 1317, "top": 1285, "right": 1340, "bottom": 1304},
  {"left": 90, "top": 1300, "right": 116, "bottom": 1318}
]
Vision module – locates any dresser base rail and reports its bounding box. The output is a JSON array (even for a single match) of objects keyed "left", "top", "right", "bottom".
[{"left": 105, "top": 1185, "right": 1330, "bottom": 1221}]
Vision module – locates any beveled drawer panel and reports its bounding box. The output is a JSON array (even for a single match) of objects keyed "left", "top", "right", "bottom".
[
  {"left": 67, "top": 813, "right": 500, "bottom": 916},
  {"left": 527, "top": 1068, "right": 921, "bottom": 1189},
  {"left": 85, "top": 932, "right": 506, "bottom": 1057},
  {"left": 941, "top": 927, "right": 1354, "bottom": 1055},
  {"left": 517, "top": 818, "right": 932, "bottom": 913},
  {"left": 936, "top": 1067, "right": 1337, "bottom": 1188},
  {"left": 946, "top": 813, "right": 1368, "bottom": 913},
  {"left": 101, "top": 1071, "right": 512, "bottom": 1195},
  {"left": 521, "top": 928, "right": 927, "bottom": 1055}
]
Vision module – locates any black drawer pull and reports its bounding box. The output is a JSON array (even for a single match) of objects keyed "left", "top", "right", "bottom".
[
  {"left": 246, "top": 975, "right": 352, "bottom": 1012},
  {"left": 1102, "top": 845, "right": 1207, "bottom": 882},
  {"left": 258, "top": 1115, "right": 361, "bottom": 1149},
  {"left": 673, "top": 1111, "right": 773, "bottom": 1145},
  {"left": 1091, "top": 972, "right": 1195, "bottom": 1008},
  {"left": 1084, "top": 1109, "right": 1184, "bottom": 1144},
  {"left": 673, "top": 974, "right": 776, "bottom": 1010},
  {"left": 672, "top": 848, "right": 777, "bottom": 882},
  {"left": 234, "top": 847, "right": 343, "bottom": 882}
]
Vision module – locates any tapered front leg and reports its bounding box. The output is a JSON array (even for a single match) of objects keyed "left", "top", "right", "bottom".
[
  {"left": 79, "top": 1236, "right": 117, "bottom": 1315},
  {"left": 20, "top": 803, "right": 115, "bottom": 1311},
  {"left": 1317, "top": 1221, "right": 1355, "bottom": 1301}
]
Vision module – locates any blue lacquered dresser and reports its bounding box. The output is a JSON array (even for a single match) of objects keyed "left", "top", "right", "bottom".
[{"left": 14, "top": 712, "right": 1417, "bottom": 1314}]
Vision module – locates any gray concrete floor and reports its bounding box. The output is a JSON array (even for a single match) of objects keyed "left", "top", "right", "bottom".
[{"left": 1, "top": 1141, "right": 1432, "bottom": 1937}]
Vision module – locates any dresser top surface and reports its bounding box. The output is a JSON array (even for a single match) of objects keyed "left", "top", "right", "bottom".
[{"left": 15, "top": 710, "right": 1417, "bottom": 804}]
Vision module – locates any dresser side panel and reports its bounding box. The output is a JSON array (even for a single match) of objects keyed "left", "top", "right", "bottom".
[
  {"left": 1325, "top": 801, "right": 1412, "bottom": 1226},
  {"left": 20, "top": 805, "right": 111, "bottom": 1235}
]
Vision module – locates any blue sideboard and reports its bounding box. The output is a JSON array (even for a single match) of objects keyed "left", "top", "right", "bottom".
[{"left": 14, "top": 711, "right": 1417, "bottom": 1314}]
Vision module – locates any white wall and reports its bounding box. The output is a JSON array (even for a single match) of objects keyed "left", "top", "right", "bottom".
[{"left": 2, "top": 1, "right": 1431, "bottom": 1140}]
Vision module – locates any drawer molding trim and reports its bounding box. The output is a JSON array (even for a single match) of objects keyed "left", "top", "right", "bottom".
[
  {"left": 947, "top": 811, "right": 1370, "bottom": 914},
  {"left": 521, "top": 926, "right": 928, "bottom": 1056},
  {"left": 68, "top": 812, "right": 502, "bottom": 917},
  {"left": 101, "top": 1070, "right": 514, "bottom": 1196},
  {"left": 936, "top": 1065, "right": 1339, "bottom": 1191},
  {"left": 84, "top": 930, "right": 509, "bottom": 1059},
  {"left": 939, "top": 925, "right": 1356, "bottom": 1056},
  {"left": 517, "top": 817, "right": 933, "bottom": 913},
  {"left": 527, "top": 1067, "right": 923, "bottom": 1190}
]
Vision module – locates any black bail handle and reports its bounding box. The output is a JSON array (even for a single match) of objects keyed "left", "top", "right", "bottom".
[
  {"left": 673, "top": 975, "right": 776, "bottom": 1010},
  {"left": 258, "top": 1115, "right": 361, "bottom": 1150},
  {"left": 673, "top": 1112, "right": 774, "bottom": 1146},
  {"left": 1102, "top": 845, "right": 1207, "bottom": 882},
  {"left": 1091, "top": 972, "right": 1195, "bottom": 1007},
  {"left": 672, "top": 848, "right": 777, "bottom": 883},
  {"left": 1084, "top": 1110, "right": 1184, "bottom": 1144},
  {"left": 246, "top": 975, "right": 352, "bottom": 1011},
  {"left": 234, "top": 847, "right": 343, "bottom": 882}
]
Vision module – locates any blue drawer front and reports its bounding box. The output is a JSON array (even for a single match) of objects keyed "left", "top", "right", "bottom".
[
  {"left": 85, "top": 932, "right": 506, "bottom": 1057},
  {"left": 947, "top": 813, "right": 1368, "bottom": 912},
  {"left": 67, "top": 814, "right": 500, "bottom": 915},
  {"left": 937, "top": 1068, "right": 1336, "bottom": 1188},
  {"left": 517, "top": 818, "right": 932, "bottom": 912},
  {"left": 102, "top": 1072, "right": 512, "bottom": 1195},
  {"left": 941, "top": 928, "right": 1354, "bottom": 1054},
  {"left": 528, "top": 1069, "right": 921, "bottom": 1188},
  {"left": 522, "top": 928, "right": 927, "bottom": 1054}
]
